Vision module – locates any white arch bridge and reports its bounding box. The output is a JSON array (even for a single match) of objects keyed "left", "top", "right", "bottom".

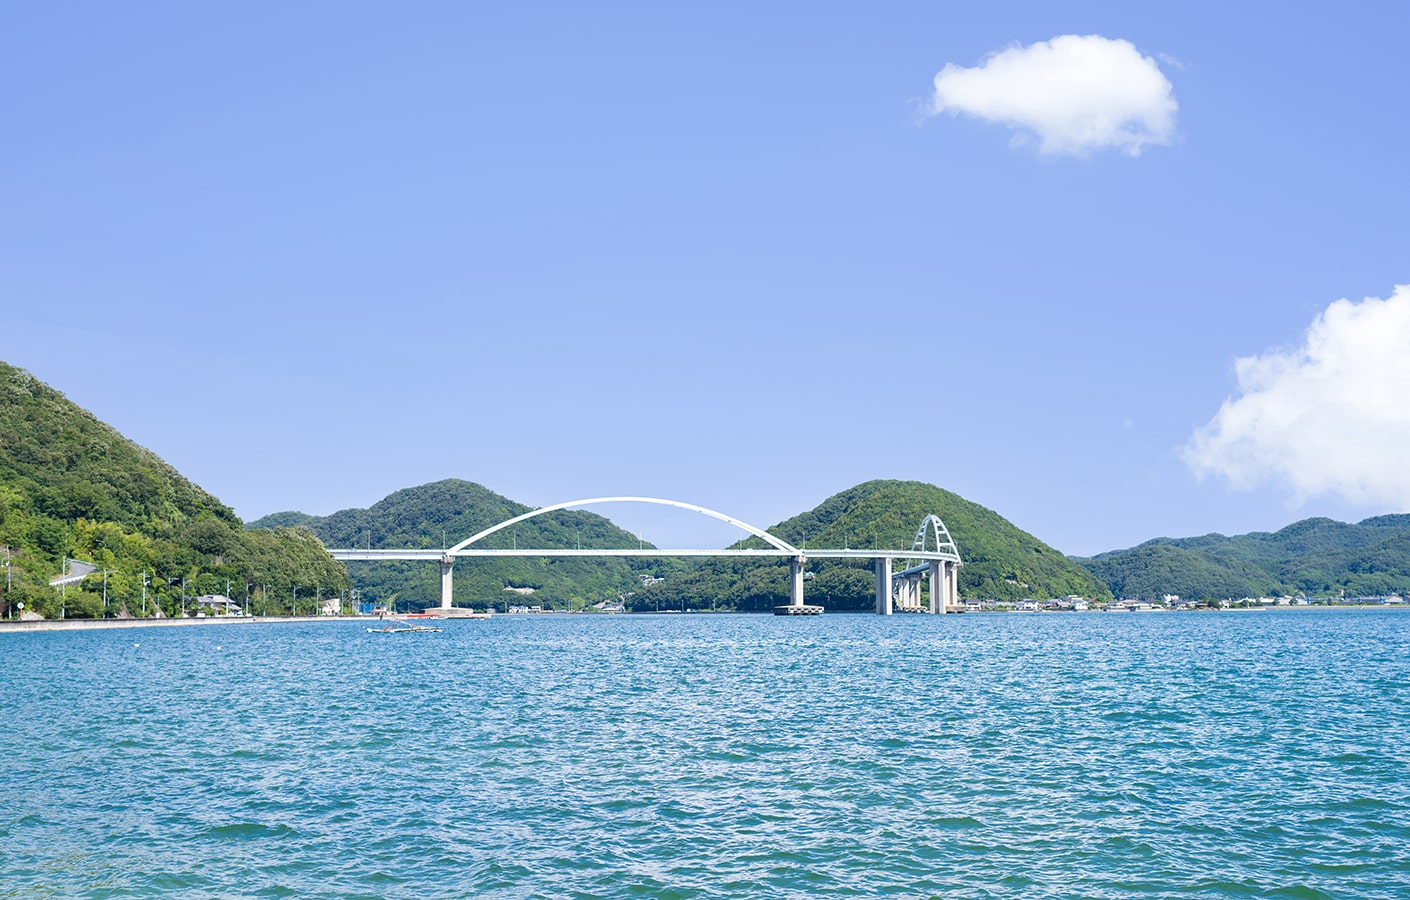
[{"left": 326, "top": 497, "right": 963, "bottom": 616}]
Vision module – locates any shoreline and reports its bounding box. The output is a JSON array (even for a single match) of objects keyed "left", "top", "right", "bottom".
[
  {"left": 1, "top": 603, "right": 1402, "bottom": 634},
  {"left": 0, "top": 615, "right": 361, "bottom": 634}
]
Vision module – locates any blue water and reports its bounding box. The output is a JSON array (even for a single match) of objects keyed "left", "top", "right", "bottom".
[{"left": 2, "top": 609, "right": 1407, "bottom": 898}]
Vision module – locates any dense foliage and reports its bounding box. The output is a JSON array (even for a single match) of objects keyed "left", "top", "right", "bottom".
[
  {"left": 1076, "top": 515, "right": 1410, "bottom": 600},
  {"left": 630, "top": 480, "right": 1112, "bottom": 611},
  {"left": 250, "top": 480, "right": 669, "bottom": 612},
  {"left": 259, "top": 479, "right": 1109, "bottom": 614},
  {"left": 0, "top": 362, "right": 347, "bottom": 618}
]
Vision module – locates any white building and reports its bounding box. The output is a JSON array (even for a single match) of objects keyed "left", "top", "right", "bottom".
[{"left": 196, "top": 595, "right": 240, "bottom": 615}]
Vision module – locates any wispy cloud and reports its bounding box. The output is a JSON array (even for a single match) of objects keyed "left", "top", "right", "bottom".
[
  {"left": 927, "top": 34, "right": 1177, "bottom": 157},
  {"left": 1184, "top": 285, "right": 1410, "bottom": 510}
]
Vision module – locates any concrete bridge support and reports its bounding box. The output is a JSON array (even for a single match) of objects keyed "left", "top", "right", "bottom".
[
  {"left": 775, "top": 556, "right": 821, "bottom": 615},
  {"left": 926, "top": 560, "right": 958, "bottom": 612},
  {"left": 896, "top": 574, "right": 923, "bottom": 611},
  {"left": 440, "top": 555, "right": 454, "bottom": 609},
  {"left": 875, "top": 557, "right": 893, "bottom": 615}
]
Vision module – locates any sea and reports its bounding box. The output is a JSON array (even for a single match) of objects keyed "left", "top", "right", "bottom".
[{"left": 1, "top": 608, "right": 1407, "bottom": 899}]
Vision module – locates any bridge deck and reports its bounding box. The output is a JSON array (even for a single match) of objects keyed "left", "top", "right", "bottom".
[{"left": 327, "top": 548, "right": 961, "bottom": 562}]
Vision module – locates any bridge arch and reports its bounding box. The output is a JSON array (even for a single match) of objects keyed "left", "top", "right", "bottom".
[
  {"left": 445, "top": 496, "right": 802, "bottom": 556},
  {"left": 910, "top": 514, "right": 962, "bottom": 564}
]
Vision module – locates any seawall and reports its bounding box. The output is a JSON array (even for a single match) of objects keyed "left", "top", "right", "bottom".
[{"left": 0, "top": 616, "right": 357, "bottom": 635}]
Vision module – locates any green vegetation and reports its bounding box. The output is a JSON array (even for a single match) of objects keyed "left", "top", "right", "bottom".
[
  {"left": 250, "top": 480, "right": 668, "bottom": 612},
  {"left": 0, "top": 362, "right": 347, "bottom": 618},
  {"left": 1075, "top": 515, "right": 1410, "bottom": 600},
  {"left": 28, "top": 350, "right": 1394, "bottom": 617},
  {"left": 259, "top": 478, "right": 1110, "bottom": 614},
  {"left": 630, "top": 480, "right": 1112, "bottom": 611}
]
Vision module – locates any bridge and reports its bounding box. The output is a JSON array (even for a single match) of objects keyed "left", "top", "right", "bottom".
[{"left": 326, "top": 497, "right": 962, "bottom": 616}]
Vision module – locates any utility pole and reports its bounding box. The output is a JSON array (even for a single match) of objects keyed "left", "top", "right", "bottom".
[
  {"left": 102, "top": 569, "right": 108, "bottom": 617},
  {"left": 141, "top": 572, "right": 148, "bottom": 616}
]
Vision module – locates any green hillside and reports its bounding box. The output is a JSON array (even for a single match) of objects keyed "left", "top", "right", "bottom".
[
  {"left": 630, "top": 479, "right": 1111, "bottom": 611},
  {"left": 1076, "top": 515, "right": 1410, "bottom": 600},
  {"left": 0, "top": 362, "right": 347, "bottom": 618},
  {"left": 251, "top": 480, "right": 668, "bottom": 611}
]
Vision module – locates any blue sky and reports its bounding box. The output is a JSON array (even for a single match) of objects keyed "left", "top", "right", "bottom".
[{"left": 4, "top": 2, "right": 1408, "bottom": 556}]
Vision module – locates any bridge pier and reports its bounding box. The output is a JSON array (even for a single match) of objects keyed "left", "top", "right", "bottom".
[
  {"left": 875, "top": 557, "right": 892, "bottom": 615},
  {"left": 775, "top": 555, "right": 822, "bottom": 615},
  {"left": 894, "top": 573, "right": 918, "bottom": 611},
  {"left": 440, "top": 555, "right": 454, "bottom": 609},
  {"left": 929, "top": 561, "right": 944, "bottom": 614}
]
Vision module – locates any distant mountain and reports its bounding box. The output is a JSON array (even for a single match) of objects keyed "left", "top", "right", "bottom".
[
  {"left": 246, "top": 510, "right": 319, "bottom": 530},
  {"left": 251, "top": 480, "right": 662, "bottom": 611},
  {"left": 0, "top": 361, "right": 347, "bottom": 618},
  {"left": 630, "top": 479, "right": 1112, "bottom": 611},
  {"left": 1076, "top": 515, "right": 1410, "bottom": 600}
]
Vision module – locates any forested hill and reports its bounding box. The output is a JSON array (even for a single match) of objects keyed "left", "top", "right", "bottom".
[
  {"left": 1075, "top": 515, "right": 1410, "bottom": 600},
  {"left": 250, "top": 480, "right": 664, "bottom": 611},
  {"left": 774, "top": 480, "right": 1111, "bottom": 599},
  {"left": 628, "top": 480, "right": 1111, "bottom": 611},
  {"left": 0, "top": 362, "right": 347, "bottom": 618}
]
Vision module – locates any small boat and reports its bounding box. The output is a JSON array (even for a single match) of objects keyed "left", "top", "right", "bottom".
[
  {"left": 366, "top": 614, "right": 442, "bottom": 633},
  {"left": 366, "top": 623, "right": 443, "bottom": 633}
]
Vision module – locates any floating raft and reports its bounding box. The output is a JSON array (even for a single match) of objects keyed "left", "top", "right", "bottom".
[
  {"left": 773, "top": 604, "right": 824, "bottom": 616},
  {"left": 366, "top": 624, "right": 443, "bottom": 633}
]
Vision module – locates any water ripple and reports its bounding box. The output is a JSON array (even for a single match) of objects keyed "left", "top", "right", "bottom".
[{"left": 2, "top": 609, "right": 1409, "bottom": 897}]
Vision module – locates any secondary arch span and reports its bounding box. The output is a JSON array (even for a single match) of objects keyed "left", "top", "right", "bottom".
[
  {"left": 911, "top": 514, "right": 961, "bottom": 564},
  {"left": 444, "top": 496, "right": 802, "bottom": 557}
]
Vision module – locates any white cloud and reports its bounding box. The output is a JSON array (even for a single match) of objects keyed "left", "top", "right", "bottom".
[
  {"left": 1184, "top": 285, "right": 1410, "bottom": 510},
  {"left": 928, "top": 34, "right": 1177, "bottom": 156}
]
